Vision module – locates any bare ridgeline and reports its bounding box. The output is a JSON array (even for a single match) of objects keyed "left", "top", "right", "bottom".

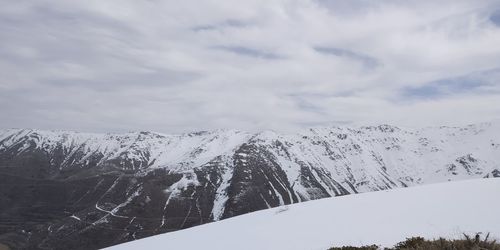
[{"left": 0, "top": 122, "right": 499, "bottom": 249}]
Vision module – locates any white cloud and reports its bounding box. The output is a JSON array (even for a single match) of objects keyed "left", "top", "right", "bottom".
[{"left": 1, "top": 0, "right": 500, "bottom": 133}]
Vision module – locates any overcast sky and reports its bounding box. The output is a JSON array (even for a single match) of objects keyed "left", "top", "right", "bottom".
[{"left": 1, "top": 0, "right": 500, "bottom": 133}]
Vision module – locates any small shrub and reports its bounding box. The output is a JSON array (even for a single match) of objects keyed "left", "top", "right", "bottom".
[{"left": 393, "top": 237, "right": 425, "bottom": 249}]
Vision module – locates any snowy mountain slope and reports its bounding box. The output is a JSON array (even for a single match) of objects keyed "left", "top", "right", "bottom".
[
  {"left": 0, "top": 122, "right": 499, "bottom": 249},
  {"left": 1, "top": 122, "right": 499, "bottom": 186},
  {"left": 107, "top": 178, "right": 500, "bottom": 250},
  {"left": 0, "top": 128, "right": 251, "bottom": 171}
]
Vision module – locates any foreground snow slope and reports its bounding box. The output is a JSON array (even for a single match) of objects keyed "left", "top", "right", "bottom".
[{"left": 108, "top": 178, "right": 500, "bottom": 250}]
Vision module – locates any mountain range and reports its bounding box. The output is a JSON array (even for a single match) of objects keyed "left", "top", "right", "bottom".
[{"left": 0, "top": 122, "right": 499, "bottom": 249}]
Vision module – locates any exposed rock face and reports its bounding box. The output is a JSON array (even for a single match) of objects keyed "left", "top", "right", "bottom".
[{"left": 0, "top": 122, "right": 499, "bottom": 249}]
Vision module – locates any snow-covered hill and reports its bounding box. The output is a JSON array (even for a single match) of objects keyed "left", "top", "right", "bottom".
[
  {"left": 0, "top": 122, "right": 499, "bottom": 249},
  {"left": 107, "top": 178, "right": 500, "bottom": 250}
]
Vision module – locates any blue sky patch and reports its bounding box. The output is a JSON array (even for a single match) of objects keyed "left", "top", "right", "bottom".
[
  {"left": 212, "top": 46, "right": 282, "bottom": 59},
  {"left": 314, "top": 47, "right": 379, "bottom": 69},
  {"left": 490, "top": 9, "right": 500, "bottom": 26},
  {"left": 402, "top": 68, "right": 500, "bottom": 99}
]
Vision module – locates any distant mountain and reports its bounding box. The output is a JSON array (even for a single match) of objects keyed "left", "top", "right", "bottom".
[
  {"left": 106, "top": 178, "right": 500, "bottom": 250},
  {"left": 0, "top": 122, "right": 499, "bottom": 249}
]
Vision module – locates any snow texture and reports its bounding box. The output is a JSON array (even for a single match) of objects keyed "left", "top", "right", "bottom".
[{"left": 107, "top": 178, "right": 500, "bottom": 250}]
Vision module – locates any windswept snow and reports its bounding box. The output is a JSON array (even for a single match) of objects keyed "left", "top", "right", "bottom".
[{"left": 107, "top": 178, "right": 500, "bottom": 250}]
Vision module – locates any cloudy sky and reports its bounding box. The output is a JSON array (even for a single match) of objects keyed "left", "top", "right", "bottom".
[{"left": 1, "top": 0, "right": 500, "bottom": 133}]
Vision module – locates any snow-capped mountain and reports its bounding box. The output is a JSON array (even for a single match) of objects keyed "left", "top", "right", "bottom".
[
  {"left": 0, "top": 122, "right": 499, "bottom": 249},
  {"left": 106, "top": 178, "right": 500, "bottom": 250}
]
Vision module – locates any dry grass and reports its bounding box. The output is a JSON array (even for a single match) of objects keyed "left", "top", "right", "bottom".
[
  {"left": 0, "top": 243, "right": 11, "bottom": 250},
  {"left": 328, "top": 245, "right": 378, "bottom": 250},
  {"left": 328, "top": 233, "right": 499, "bottom": 250}
]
